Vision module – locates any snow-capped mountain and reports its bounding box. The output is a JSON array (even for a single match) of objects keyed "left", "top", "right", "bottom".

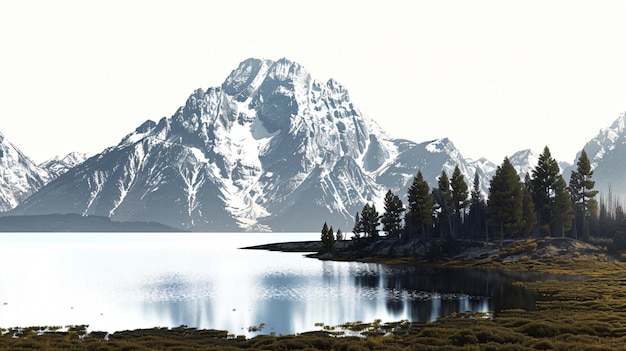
[
  {"left": 40, "top": 152, "right": 90, "bottom": 178},
  {"left": 376, "top": 138, "right": 491, "bottom": 197},
  {"left": 0, "top": 132, "right": 51, "bottom": 211},
  {"left": 508, "top": 149, "right": 540, "bottom": 180},
  {"left": 8, "top": 58, "right": 493, "bottom": 232},
  {"left": 24, "top": 57, "right": 625, "bottom": 231},
  {"left": 572, "top": 112, "right": 626, "bottom": 200},
  {"left": 9, "top": 58, "right": 394, "bottom": 231}
]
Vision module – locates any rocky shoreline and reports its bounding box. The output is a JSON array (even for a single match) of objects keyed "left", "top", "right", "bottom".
[
  {"left": 244, "top": 236, "right": 613, "bottom": 269},
  {"left": 241, "top": 240, "right": 352, "bottom": 252}
]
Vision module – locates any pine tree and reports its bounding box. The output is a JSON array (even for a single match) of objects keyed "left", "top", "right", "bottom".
[
  {"left": 381, "top": 189, "right": 404, "bottom": 239},
  {"left": 327, "top": 226, "right": 336, "bottom": 252},
  {"left": 406, "top": 171, "right": 434, "bottom": 239},
  {"left": 569, "top": 149, "right": 599, "bottom": 241},
  {"left": 433, "top": 170, "right": 454, "bottom": 239},
  {"left": 531, "top": 146, "right": 561, "bottom": 236},
  {"left": 320, "top": 222, "right": 335, "bottom": 253},
  {"left": 368, "top": 204, "right": 381, "bottom": 238},
  {"left": 487, "top": 157, "right": 523, "bottom": 248},
  {"left": 468, "top": 172, "right": 487, "bottom": 241},
  {"left": 521, "top": 175, "right": 537, "bottom": 238},
  {"left": 552, "top": 175, "right": 574, "bottom": 237},
  {"left": 361, "top": 204, "right": 372, "bottom": 238},
  {"left": 336, "top": 228, "right": 343, "bottom": 241},
  {"left": 451, "top": 166, "right": 469, "bottom": 238},
  {"left": 360, "top": 203, "right": 380, "bottom": 238}
]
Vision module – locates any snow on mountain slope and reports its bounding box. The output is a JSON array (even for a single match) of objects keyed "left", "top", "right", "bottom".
[
  {"left": 10, "top": 58, "right": 400, "bottom": 231},
  {"left": 570, "top": 112, "right": 626, "bottom": 200},
  {"left": 11, "top": 58, "right": 541, "bottom": 231},
  {"left": 376, "top": 138, "right": 491, "bottom": 198},
  {"left": 40, "top": 152, "right": 90, "bottom": 178},
  {"left": 18, "top": 55, "right": 623, "bottom": 230},
  {"left": 580, "top": 112, "right": 625, "bottom": 169},
  {"left": 0, "top": 132, "right": 51, "bottom": 211},
  {"left": 508, "top": 149, "right": 540, "bottom": 180}
]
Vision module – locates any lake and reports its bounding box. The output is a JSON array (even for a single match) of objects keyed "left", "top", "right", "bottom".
[{"left": 0, "top": 232, "right": 551, "bottom": 336}]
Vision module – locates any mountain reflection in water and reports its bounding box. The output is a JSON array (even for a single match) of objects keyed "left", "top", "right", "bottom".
[
  {"left": 140, "top": 261, "right": 548, "bottom": 337},
  {"left": 0, "top": 233, "right": 565, "bottom": 337}
]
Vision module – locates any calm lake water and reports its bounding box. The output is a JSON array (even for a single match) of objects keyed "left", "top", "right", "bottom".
[{"left": 0, "top": 232, "right": 553, "bottom": 336}]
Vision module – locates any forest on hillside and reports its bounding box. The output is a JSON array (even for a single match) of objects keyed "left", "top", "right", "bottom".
[{"left": 322, "top": 147, "right": 626, "bottom": 256}]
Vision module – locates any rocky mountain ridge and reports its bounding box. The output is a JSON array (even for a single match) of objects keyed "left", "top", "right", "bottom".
[
  {"left": 567, "top": 113, "right": 626, "bottom": 200},
  {"left": 2, "top": 58, "right": 626, "bottom": 231},
  {"left": 0, "top": 132, "right": 51, "bottom": 211}
]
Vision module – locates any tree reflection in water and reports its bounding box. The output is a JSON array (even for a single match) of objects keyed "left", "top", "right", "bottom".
[{"left": 142, "top": 262, "right": 558, "bottom": 337}]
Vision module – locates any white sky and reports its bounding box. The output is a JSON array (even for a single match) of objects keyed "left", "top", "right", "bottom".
[{"left": 2, "top": 1, "right": 626, "bottom": 165}]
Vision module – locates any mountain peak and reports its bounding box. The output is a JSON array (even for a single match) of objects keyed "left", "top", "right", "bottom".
[
  {"left": 39, "top": 151, "right": 90, "bottom": 178},
  {"left": 608, "top": 112, "right": 626, "bottom": 134},
  {"left": 508, "top": 149, "right": 539, "bottom": 179},
  {"left": 266, "top": 58, "right": 309, "bottom": 81},
  {"left": 0, "top": 132, "right": 51, "bottom": 211},
  {"left": 222, "top": 58, "right": 272, "bottom": 98},
  {"left": 425, "top": 138, "right": 454, "bottom": 153}
]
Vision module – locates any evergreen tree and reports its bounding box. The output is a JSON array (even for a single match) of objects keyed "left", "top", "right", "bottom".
[
  {"left": 361, "top": 204, "right": 372, "bottom": 238},
  {"left": 450, "top": 166, "right": 469, "bottom": 238},
  {"left": 552, "top": 175, "right": 574, "bottom": 237},
  {"left": 328, "top": 226, "right": 335, "bottom": 251},
  {"left": 381, "top": 189, "right": 404, "bottom": 239},
  {"left": 468, "top": 172, "right": 487, "bottom": 241},
  {"left": 531, "top": 146, "right": 561, "bottom": 236},
  {"left": 320, "top": 222, "right": 336, "bottom": 253},
  {"left": 487, "top": 157, "right": 523, "bottom": 248},
  {"left": 521, "top": 176, "right": 537, "bottom": 238},
  {"left": 360, "top": 203, "right": 380, "bottom": 238},
  {"left": 336, "top": 228, "right": 343, "bottom": 241},
  {"left": 433, "top": 170, "right": 454, "bottom": 239},
  {"left": 406, "top": 171, "right": 434, "bottom": 239},
  {"left": 594, "top": 188, "right": 625, "bottom": 239},
  {"left": 569, "top": 149, "right": 599, "bottom": 241}
]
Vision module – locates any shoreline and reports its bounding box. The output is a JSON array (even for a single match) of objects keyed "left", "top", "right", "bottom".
[
  {"left": 3, "top": 238, "right": 624, "bottom": 350},
  {"left": 244, "top": 236, "right": 613, "bottom": 274}
]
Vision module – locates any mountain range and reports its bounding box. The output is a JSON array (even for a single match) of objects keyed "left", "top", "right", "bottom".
[{"left": 1, "top": 58, "right": 625, "bottom": 232}]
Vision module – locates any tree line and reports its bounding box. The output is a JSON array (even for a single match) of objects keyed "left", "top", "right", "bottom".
[{"left": 322, "top": 146, "right": 626, "bottom": 253}]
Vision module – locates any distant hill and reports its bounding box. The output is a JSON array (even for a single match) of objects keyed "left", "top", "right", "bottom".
[{"left": 0, "top": 214, "right": 183, "bottom": 232}]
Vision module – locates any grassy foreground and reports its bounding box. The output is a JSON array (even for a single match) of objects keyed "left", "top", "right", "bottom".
[{"left": 3, "top": 239, "right": 626, "bottom": 350}]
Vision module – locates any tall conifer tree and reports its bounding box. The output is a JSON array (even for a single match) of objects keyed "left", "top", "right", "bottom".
[
  {"left": 406, "top": 171, "right": 434, "bottom": 239},
  {"left": 552, "top": 176, "right": 574, "bottom": 237},
  {"left": 531, "top": 146, "right": 561, "bottom": 236},
  {"left": 321, "top": 222, "right": 335, "bottom": 253},
  {"left": 468, "top": 172, "right": 487, "bottom": 241},
  {"left": 433, "top": 170, "right": 454, "bottom": 239},
  {"left": 487, "top": 157, "right": 523, "bottom": 247},
  {"left": 451, "top": 166, "right": 469, "bottom": 238},
  {"left": 569, "top": 149, "right": 599, "bottom": 241},
  {"left": 382, "top": 189, "right": 404, "bottom": 239},
  {"left": 521, "top": 174, "right": 538, "bottom": 238},
  {"left": 360, "top": 203, "right": 380, "bottom": 238}
]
